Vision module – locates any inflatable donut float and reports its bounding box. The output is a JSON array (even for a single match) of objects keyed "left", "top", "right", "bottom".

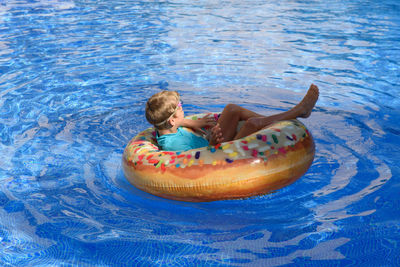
[{"left": 122, "top": 113, "right": 315, "bottom": 202}]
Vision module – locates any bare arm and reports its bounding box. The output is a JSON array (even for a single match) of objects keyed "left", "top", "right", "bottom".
[{"left": 180, "top": 114, "right": 216, "bottom": 134}]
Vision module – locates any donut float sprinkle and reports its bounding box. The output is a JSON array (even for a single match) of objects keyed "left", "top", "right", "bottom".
[{"left": 122, "top": 113, "right": 315, "bottom": 202}]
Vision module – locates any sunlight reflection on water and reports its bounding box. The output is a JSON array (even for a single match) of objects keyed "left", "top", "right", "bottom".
[{"left": 0, "top": 0, "right": 399, "bottom": 265}]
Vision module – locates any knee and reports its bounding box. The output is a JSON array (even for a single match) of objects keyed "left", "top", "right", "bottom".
[{"left": 224, "top": 103, "right": 241, "bottom": 114}]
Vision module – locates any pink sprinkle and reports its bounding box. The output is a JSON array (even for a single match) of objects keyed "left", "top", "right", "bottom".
[
  {"left": 278, "top": 147, "right": 286, "bottom": 154},
  {"left": 243, "top": 146, "right": 249, "bottom": 151},
  {"left": 252, "top": 149, "right": 258, "bottom": 157},
  {"left": 262, "top": 135, "right": 267, "bottom": 142},
  {"left": 187, "top": 155, "right": 192, "bottom": 159}
]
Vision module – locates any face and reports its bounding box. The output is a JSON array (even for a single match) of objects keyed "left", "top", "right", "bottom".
[
  {"left": 173, "top": 101, "right": 184, "bottom": 121},
  {"left": 177, "top": 101, "right": 184, "bottom": 116},
  {"left": 169, "top": 100, "right": 184, "bottom": 127}
]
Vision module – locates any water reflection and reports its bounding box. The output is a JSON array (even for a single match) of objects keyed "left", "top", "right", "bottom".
[{"left": 0, "top": 0, "right": 399, "bottom": 265}]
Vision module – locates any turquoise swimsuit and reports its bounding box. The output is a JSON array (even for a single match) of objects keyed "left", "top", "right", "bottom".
[{"left": 156, "top": 127, "right": 209, "bottom": 151}]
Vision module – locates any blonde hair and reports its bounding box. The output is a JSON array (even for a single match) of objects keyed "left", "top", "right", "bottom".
[{"left": 145, "top": 91, "right": 180, "bottom": 130}]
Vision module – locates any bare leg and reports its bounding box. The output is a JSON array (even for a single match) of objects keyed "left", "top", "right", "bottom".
[
  {"left": 234, "top": 84, "right": 319, "bottom": 139},
  {"left": 217, "top": 84, "right": 319, "bottom": 142},
  {"left": 217, "top": 104, "right": 264, "bottom": 142}
]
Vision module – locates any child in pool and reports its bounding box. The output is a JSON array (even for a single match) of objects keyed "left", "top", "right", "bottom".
[{"left": 145, "top": 84, "right": 319, "bottom": 151}]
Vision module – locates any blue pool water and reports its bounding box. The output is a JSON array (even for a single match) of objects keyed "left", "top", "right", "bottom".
[{"left": 1, "top": 0, "right": 399, "bottom": 265}]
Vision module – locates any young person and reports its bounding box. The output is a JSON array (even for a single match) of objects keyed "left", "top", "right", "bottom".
[{"left": 145, "top": 84, "right": 319, "bottom": 151}]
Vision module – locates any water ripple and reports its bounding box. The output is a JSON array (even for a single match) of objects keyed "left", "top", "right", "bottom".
[{"left": 1, "top": 0, "right": 399, "bottom": 265}]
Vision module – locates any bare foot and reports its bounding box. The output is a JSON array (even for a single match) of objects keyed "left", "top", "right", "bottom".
[
  {"left": 209, "top": 123, "right": 224, "bottom": 145},
  {"left": 295, "top": 84, "right": 319, "bottom": 118}
]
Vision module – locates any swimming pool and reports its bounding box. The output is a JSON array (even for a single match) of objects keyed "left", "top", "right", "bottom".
[{"left": 1, "top": 0, "right": 399, "bottom": 265}]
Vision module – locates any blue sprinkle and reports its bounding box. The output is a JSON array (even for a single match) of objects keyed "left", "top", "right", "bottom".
[
  {"left": 286, "top": 136, "right": 293, "bottom": 141},
  {"left": 210, "top": 147, "right": 216, "bottom": 153},
  {"left": 176, "top": 151, "right": 181, "bottom": 155},
  {"left": 225, "top": 158, "right": 234, "bottom": 163},
  {"left": 256, "top": 134, "right": 262, "bottom": 140},
  {"left": 176, "top": 164, "right": 180, "bottom": 168},
  {"left": 195, "top": 151, "right": 201, "bottom": 159}
]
